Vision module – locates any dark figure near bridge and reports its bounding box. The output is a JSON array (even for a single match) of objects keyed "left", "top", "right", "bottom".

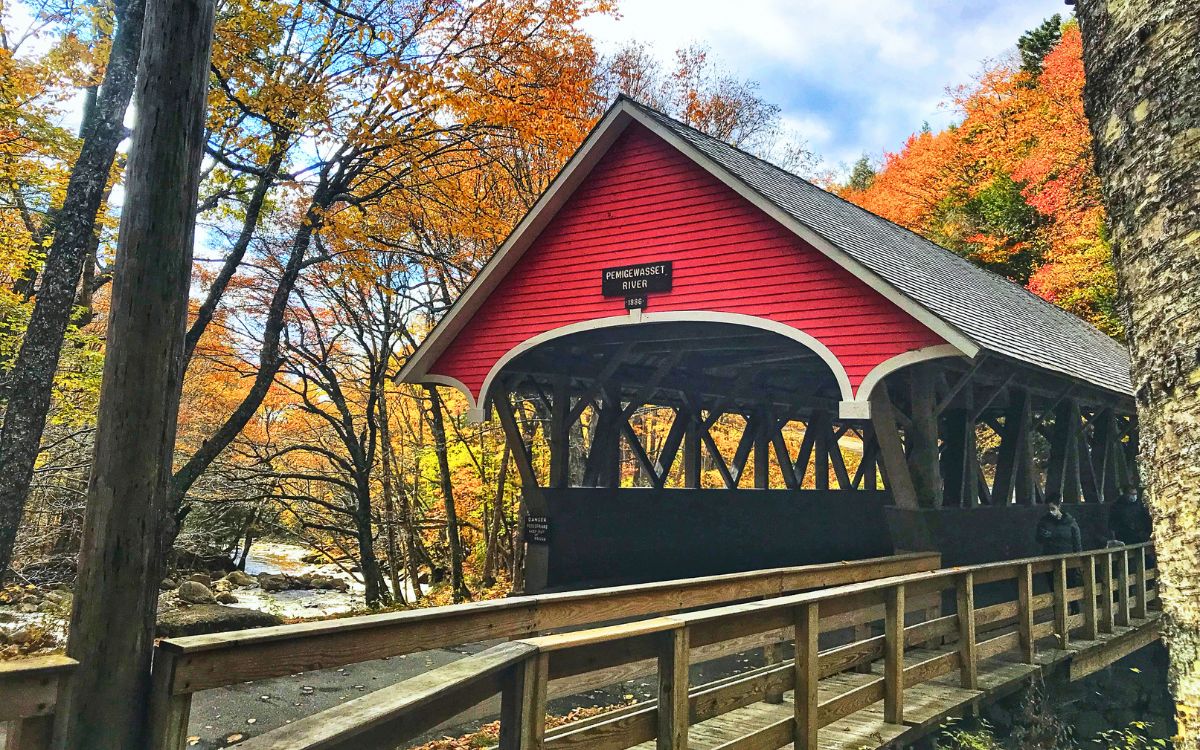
[
  {"left": 1109, "top": 490, "right": 1153, "bottom": 545},
  {"left": 1036, "top": 501, "right": 1082, "bottom": 556}
]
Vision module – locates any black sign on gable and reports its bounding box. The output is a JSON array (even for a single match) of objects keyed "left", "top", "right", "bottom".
[{"left": 601, "top": 261, "right": 673, "bottom": 300}]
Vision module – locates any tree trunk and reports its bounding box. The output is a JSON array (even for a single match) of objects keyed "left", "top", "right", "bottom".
[
  {"left": 483, "top": 445, "right": 510, "bottom": 586},
  {"left": 377, "top": 391, "right": 405, "bottom": 603},
  {"left": 0, "top": 0, "right": 146, "bottom": 575},
  {"left": 1075, "top": 0, "right": 1200, "bottom": 742},
  {"left": 426, "top": 386, "right": 468, "bottom": 601},
  {"left": 354, "top": 482, "right": 390, "bottom": 608},
  {"left": 54, "top": 1, "right": 215, "bottom": 746}
]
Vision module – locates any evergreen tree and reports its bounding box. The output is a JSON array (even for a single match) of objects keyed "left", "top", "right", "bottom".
[
  {"left": 1018, "top": 14, "right": 1063, "bottom": 76},
  {"left": 847, "top": 156, "right": 875, "bottom": 191}
]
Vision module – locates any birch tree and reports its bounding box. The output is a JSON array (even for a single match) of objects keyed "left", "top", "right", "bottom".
[{"left": 1074, "top": 0, "right": 1200, "bottom": 742}]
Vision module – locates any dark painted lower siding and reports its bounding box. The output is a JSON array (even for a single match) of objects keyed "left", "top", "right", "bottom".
[
  {"left": 885, "top": 504, "right": 1120, "bottom": 567},
  {"left": 542, "top": 488, "right": 893, "bottom": 589}
]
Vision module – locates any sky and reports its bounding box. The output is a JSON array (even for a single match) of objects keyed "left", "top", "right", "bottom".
[{"left": 581, "top": 0, "right": 1066, "bottom": 170}]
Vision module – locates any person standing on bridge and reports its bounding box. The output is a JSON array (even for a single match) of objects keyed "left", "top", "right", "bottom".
[
  {"left": 1037, "top": 501, "right": 1083, "bottom": 613},
  {"left": 1108, "top": 489, "right": 1152, "bottom": 545},
  {"left": 1036, "top": 501, "right": 1083, "bottom": 556}
]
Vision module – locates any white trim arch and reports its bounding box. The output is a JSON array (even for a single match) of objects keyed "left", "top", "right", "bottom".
[
  {"left": 418, "top": 375, "right": 483, "bottom": 422},
  {"left": 853, "top": 345, "right": 967, "bottom": 404},
  {"left": 468, "top": 311, "right": 855, "bottom": 417}
]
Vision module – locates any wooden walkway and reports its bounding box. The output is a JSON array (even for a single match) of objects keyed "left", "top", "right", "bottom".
[
  {"left": 212, "top": 544, "right": 1158, "bottom": 750},
  {"left": 629, "top": 614, "right": 1162, "bottom": 750}
]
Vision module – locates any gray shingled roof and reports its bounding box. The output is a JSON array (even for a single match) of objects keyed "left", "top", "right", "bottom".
[{"left": 627, "top": 98, "right": 1133, "bottom": 397}]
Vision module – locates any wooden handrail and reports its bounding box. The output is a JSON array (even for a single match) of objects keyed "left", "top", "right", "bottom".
[
  {"left": 233, "top": 544, "right": 1156, "bottom": 750},
  {"left": 236, "top": 643, "right": 536, "bottom": 750},
  {"left": 149, "top": 552, "right": 940, "bottom": 749},
  {"left": 0, "top": 655, "right": 78, "bottom": 750}
]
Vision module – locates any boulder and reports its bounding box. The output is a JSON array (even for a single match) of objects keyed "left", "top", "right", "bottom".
[
  {"left": 216, "top": 592, "right": 239, "bottom": 604},
  {"left": 185, "top": 573, "right": 212, "bottom": 587},
  {"left": 177, "top": 581, "right": 216, "bottom": 605},
  {"left": 8, "top": 627, "right": 32, "bottom": 646},
  {"left": 43, "top": 590, "right": 72, "bottom": 607},
  {"left": 156, "top": 604, "right": 282, "bottom": 638},
  {"left": 309, "top": 575, "right": 349, "bottom": 592},
  {"left": 159, "top": 578, "right": 178, "bottom": 590},
  {"left": 224, "top": 570, "right": 256, "bottom": 587},
  {"left": 257, "top": 573, "right": 292, "bottom": 592},
  {"left": 255, "top": 571, "right": 351, "bottom": 592}
]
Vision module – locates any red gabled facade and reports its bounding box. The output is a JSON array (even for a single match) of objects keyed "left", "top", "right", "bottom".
[{"left": 426, "top": 124, "right": 945, "bottom": 404}]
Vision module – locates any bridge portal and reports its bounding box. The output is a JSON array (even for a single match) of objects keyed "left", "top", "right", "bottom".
[{"left": 399, "top": 98, "right": 1138, "bottom": 592}]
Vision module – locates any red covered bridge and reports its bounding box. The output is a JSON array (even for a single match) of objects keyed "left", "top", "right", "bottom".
[{"left": 398, "top": 97, "right": 1137, "bottom": 593}]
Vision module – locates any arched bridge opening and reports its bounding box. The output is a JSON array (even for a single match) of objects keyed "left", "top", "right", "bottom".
[{"left": 485, "top": 320, "right": 893, "bottom": 591}]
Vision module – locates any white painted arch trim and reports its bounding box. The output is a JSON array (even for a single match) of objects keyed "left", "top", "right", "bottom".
[
  {"left": 418, "top": 375, "right": 484, "bottom": 422},
  {"left": 466, "top": 311, "right": 856, "bottom": 417},
  {"left": 854, "top": 345, "right": 967, "bottom": 403}
]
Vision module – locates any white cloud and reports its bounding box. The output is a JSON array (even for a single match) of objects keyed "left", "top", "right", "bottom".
[{"left": 584, "top": 0, "right": 1060, "bottom": 172}]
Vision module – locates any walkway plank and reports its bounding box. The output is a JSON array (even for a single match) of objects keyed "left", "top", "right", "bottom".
[{"left": 623, "top": 613, "right": 1160, "bottom": 750}]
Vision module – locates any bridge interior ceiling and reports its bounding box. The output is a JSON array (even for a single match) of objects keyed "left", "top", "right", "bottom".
[
  {"left": 483, "top": 319, "right": 1138, "bottom": 504},
  {"left": 499, "top": 322, "right": 842, "bottom": 418}
]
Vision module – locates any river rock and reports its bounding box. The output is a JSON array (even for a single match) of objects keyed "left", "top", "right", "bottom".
[
  {"left": 160, "top": 578, "right": 178, "bottom": 590},
  {"left": 177, "top": 581, "right": 216, "bottom": 605},
  {"left": 8, "top": 627, "right": 32, "bottom": 645},
  {"left": 16, "top": 603, "right": 38, "bottom": 614},
  {"left": 185, "top": 573, "right": 212, "bottom": 587},
  {"left": 256, "top": 571, "right": 349, "bottom": 592},
  {"left": 216, "top": 592, "right": 239, "bottom": 604},
  {"left": 156, "top": 604, "right": 282, "bottom": 637},
  {"left": 257, "top": 573, "right": 291, "bottom": 592},
  {"left": 306, "top": 574, "right": 349, "bottom": 592},
  {"left": 43, "top": 590, "right": 72, "bottom": 608},
  {"left": 224, "top": 570, "right": 255, "bottom": 587}
]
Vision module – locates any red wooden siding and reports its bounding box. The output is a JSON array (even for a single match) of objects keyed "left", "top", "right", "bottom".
[{"left": 428, "top": 123, "right": 945, "bottom": 400}]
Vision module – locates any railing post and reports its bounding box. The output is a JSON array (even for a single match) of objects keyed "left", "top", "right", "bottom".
[
  {"left": 884, "top": 584, "right": 905, "bottom": 724},
  {"left": 149, "top": 649, "right": 193, "bottom": 750},
  {"left": 1081, "top": 553, "right": 1099, "bottom": 640},
  {"left": 499, "top": 652, "right": 548, "bottom": 750},
  {"left": 1054, "top": 558, "right": 1070, "bottom": 650},
  {"left": 1017, "top": 563, "right": 1035, "bottom": 664},
  {"left": 657, "top": 627, "right": 689, "bottom": 750},
  {"left": 763, "top": 639, "right": 785, "bottom": 702},
  {"left": 1116, "top": 548, "right": 1132, "bottom": 627},
  {"left": 1134, "top": 546, "right": 1149, "bottom": 620},
  {"left": 762, "top": 593, "right": 785, "bottom": 703},
  {"left": 794, "top": 602, "right": 820, "bottom": 750},
  {"left": 1100, "top": 551, "right": 1115, "bottom": 634},
  {"left": 955, "top": 572, "right": 977, "bottom": 690}
]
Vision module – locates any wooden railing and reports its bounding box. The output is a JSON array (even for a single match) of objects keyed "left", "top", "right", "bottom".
[
  {"left": 236, "top": 543, "right": 1157, "bottom": 750},
  {"left": 149, "top": 552, "right": 941, "bottom": 748},
  {"left": 0, "top": 655, "right": 77, "bottom": 750}
]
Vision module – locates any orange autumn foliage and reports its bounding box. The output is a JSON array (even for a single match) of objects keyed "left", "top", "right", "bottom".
[{"left": 840, "top": 23, "right": 1119, "bottom": 336}]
